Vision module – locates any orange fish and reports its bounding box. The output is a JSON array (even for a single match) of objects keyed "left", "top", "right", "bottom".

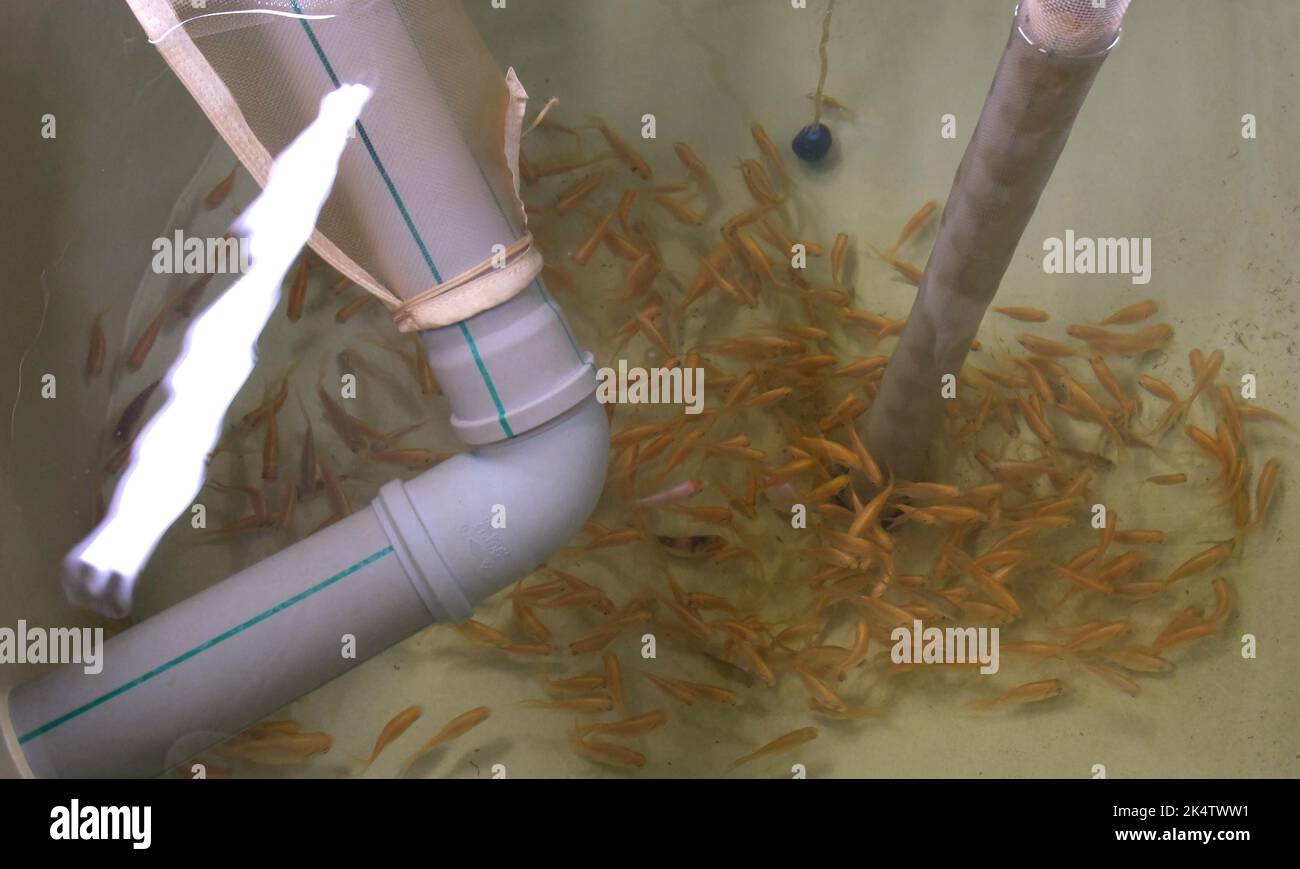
[
  {"left": 400, "top": 706, "right": 490, "bottom": 775},
  {"left": 204, "top": 166, "right": 237, "bottom": 210},
  {"left": 86, "top": 314, "right": 106, "bottom": 379},
  {"left": 729, "top": 726, "right": 819, "bottom": 770},
  {"left": 356, "top": 706, "right": 422, "bottom": 774}
]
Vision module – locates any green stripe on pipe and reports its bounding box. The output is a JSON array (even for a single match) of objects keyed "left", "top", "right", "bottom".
[
  {"left": 458, "top": 320, "right": 514, "bottom": 438},
  {"left": 536, "top": 280, "right": 589, "bottom": 368},
  {"left": 18, "top": 546, "right": 395, "bottom": 745},
  {"left": 290, "top": 2, "right": 518, "bottom": 439}
]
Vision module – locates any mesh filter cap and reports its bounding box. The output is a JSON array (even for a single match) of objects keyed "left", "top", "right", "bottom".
[{"left": 1018, "top": 0, "right": 1131, "bottom": 56}]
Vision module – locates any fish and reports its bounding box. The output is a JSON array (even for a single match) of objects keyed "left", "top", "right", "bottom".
[
  {"left": 580, "top": 708, "right": 668, "bottom": 739},
  {"left": 805, "top": 92, "right": 854, "bottom": 114},
  {"left": 1066, "top": 621, "right": 1130, "bottom": 652},
  {"left": 1102, "top": 648, "right": 1173, "bottom": 673},
  {"left": 1164, "top": 542, "right": 1233, "bottom": 587},
  {"left": 111, "top": 379, "right": 161, "bottom": 442},
  {"left": 316, "top": 383, "right": 385, "bottom": 451},
  {"left": 509, "top": 601, "right": 550, "bottom": 643},
  {"left": 673, "top": 141, "right": 710, "bottom": 185},
  {"left": 275, "top": 479, "right": 297, "bottom": 531},
  {"left": 603, "top": 652, "right": 626, "bottom": 714},
  {"left": 666, "top": 505, "right": 734, "bottom": 525},
  {"left": 1062, "top": 377, "right": 1124, "bottom": 447},
  {"left": 400, "top": 706, "right": 490, "bottom": 775},
  {"left": 502, "top": 642, "right": 553, "bottom": 656},
  {"left": 174, "top": 272, "right": 214, "bottom": 317},
  {"left": 1113, "top": 529, "right": 1165, "bottom": 544},
  {"left": 751, "top": 122, "right": 787, "bottom": 184},
  {"left": 568, "top": 627, "right": 622, "bottom": 655},
  {"left": 541, "top": 263, "right": 579, "bottom": 295},
  {"left": 880, "top": 252, "right": 923, "bottom": 286},
  {"left": 216, "top": 731, "right": 332, "bottom": 765},
  {"left": 1250, "top": 457, "right": 1281, "bottom": 530},
  {"left": 286, "top": 254, "right": 311, "bottom": 322},
  {"left": 1099, "top": 299, "right": 1158, "bottom": 325},
  {"left": 356, "top": 706, "right": 422, "bottom": 774},
  {"left": 973, "top": 678, "right": 1065, "bottom": 710},
  {"left": 1079, "top": 661, "right": 1140, "bottom": 697},
  {"left": 86, "top": 314, "right": 106, "bottom": 378},
  {"left": 335, "top": 293, "right": 376, "bottom": 323},
  {"left": 738, "top": 158, "right": 780, "bottom": 205},
  {"left": 204, "top": 166, "right": 237, "bottom": 210},
  {"left": 885, "top": 200, "right": 937, "bottom": 255},
  {"left": 729, "top": 726, "right": 819, "bottom": 770},
  {"left": 261, "top": 412, "right": 279, "bottom": 480},
  {"left": 591, "top": 118, "right": 652, "bottom": 179},
  {"left": 1066, "top": 323, "right": 1174, "bottom": 356},
  {"left": 523, "top": 697, "right": 615, "bottom": 714},
  {"left": 568, "top": 731, "right": 647, "bottom": 769},
  {"left": 126, "top": 303, "right": 170, "bottom": 372},
  {"left": 367, "top": 449, "right": 451, "bottom": 470},
  {"left": 722, "top": 202, "right": 780, "bottom": 237},
  {"left": 1017, "top": 333, "right": 1079, "bottom": 358},
  {"left": 1143, "top": 473, "right": 1186, "bottom": 485},
  {"left": 299, "top": 408, "right": 318, "bottom": 496},
  {"left": 544, "top": 674, "right": 605, "bottom": 693},
  {"left": 454, "top": 619, "right": 510, "bottom": 648},
  {"left": 801, "top": 474, "right": 851, "bottom": 504},
  {"left": 1087, "top": 355, "right": 1132, "bottom": 415},
  {"left": 735, "top": 231, "right": 779, "bottom": 287},
  {"left": 745, "top": 387, "right": 794, "bottom": 409},
  {"left": 992, "top": 306, "right": 1050, "bottom": 322},
  {"left": 574, "top": 211, "right": 615, "bottom": 264},
  {"left": 650, "top": 193, "right": 705, "bottom": 226},
  {"left": 1153, "top": 619, "right": 1221, "bottom": 653},
  {"left": 835, "top": 615, "right": 871, "bottom": 680},
  {"left": 1016, "top": 395, "right": 1056, "bottom": 447},
  {"left": 318, "top": 456, "right": 352, "bottom": 517},
  {"left": 244, "top": 372, "right": 292, "bottom": 427},
  {"left": 410, "top": 335, "right": 439, "bottom": 395},
  {"left": 633, "top": 477, "right": 704, "bottom": 508},
  {"left": 554, "top": 170, "right": 609, "bottom": 215},
  {"left": 1237, "top": 404, "right": 1293, "bottom": 427}
]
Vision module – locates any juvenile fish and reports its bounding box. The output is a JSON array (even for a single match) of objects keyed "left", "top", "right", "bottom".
[
  {"left": 973, "top": 678, "right": 1065, "bottom": 710},
  {"left": 1099, "top": 299, "right": 1158, "bottom": 325},
  {"left": 729, "top": 726, "right": 818, "bottom": 770},
  {"left": 356, "top": 705, "right": 422, "bottom": 774},
  {"left": 126, "top": 303, "right": 170, "bottom": 372},
  {"left": 286, "top": 254, "right": 311, "bottom": 322},
  {"left": 86, "top": 314, "right": 106, "bottom": 379},
  {"left": 400, "top": 706, "right": 490, "bottom": 775},
  {"left": 112, "top": 379, "right": 161, "bottom": 442},
  {"left": 992, "top": 306, "right": 1050, "bottom": 322},
  {"left": 591, "top": 118, "right": 652, "bottom": 179},
  {"left": 204, "top": 166, "right": 237, "bottom": 210},
  {"left": 216, "top": 731, "right": 332, "bottom": 765}
]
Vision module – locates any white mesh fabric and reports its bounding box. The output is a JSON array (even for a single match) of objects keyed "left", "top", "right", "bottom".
[
  {"left": 1018, "top": 0, "right": 1132, "bottom": 56},
  {"left": 125, "top": 0, "right": 541, "bottom": 329}
]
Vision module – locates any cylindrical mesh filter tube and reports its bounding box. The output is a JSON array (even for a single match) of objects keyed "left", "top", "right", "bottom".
[{"left": 859, "top": 2, "right": 1129, "bottom": 483}]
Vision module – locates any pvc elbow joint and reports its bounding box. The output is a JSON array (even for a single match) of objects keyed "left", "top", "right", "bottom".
[{"left": 374, "top": 284, "right": 605, "bottom": 620}]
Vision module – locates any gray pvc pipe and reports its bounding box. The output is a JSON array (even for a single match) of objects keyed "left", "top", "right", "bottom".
[
  {"left": 6, "top": 285, "right": 604, "bottom": 779},
  {"left": 858, "top": 8, "right": 1122, "bottom": 483},
  {"left": 255, "top": 0, "right": 524, "bottom": 296}
]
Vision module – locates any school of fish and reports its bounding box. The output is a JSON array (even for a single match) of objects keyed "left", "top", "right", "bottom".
[{"left": 90, "top": 108, "right": 1287, "bottom": 778}]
